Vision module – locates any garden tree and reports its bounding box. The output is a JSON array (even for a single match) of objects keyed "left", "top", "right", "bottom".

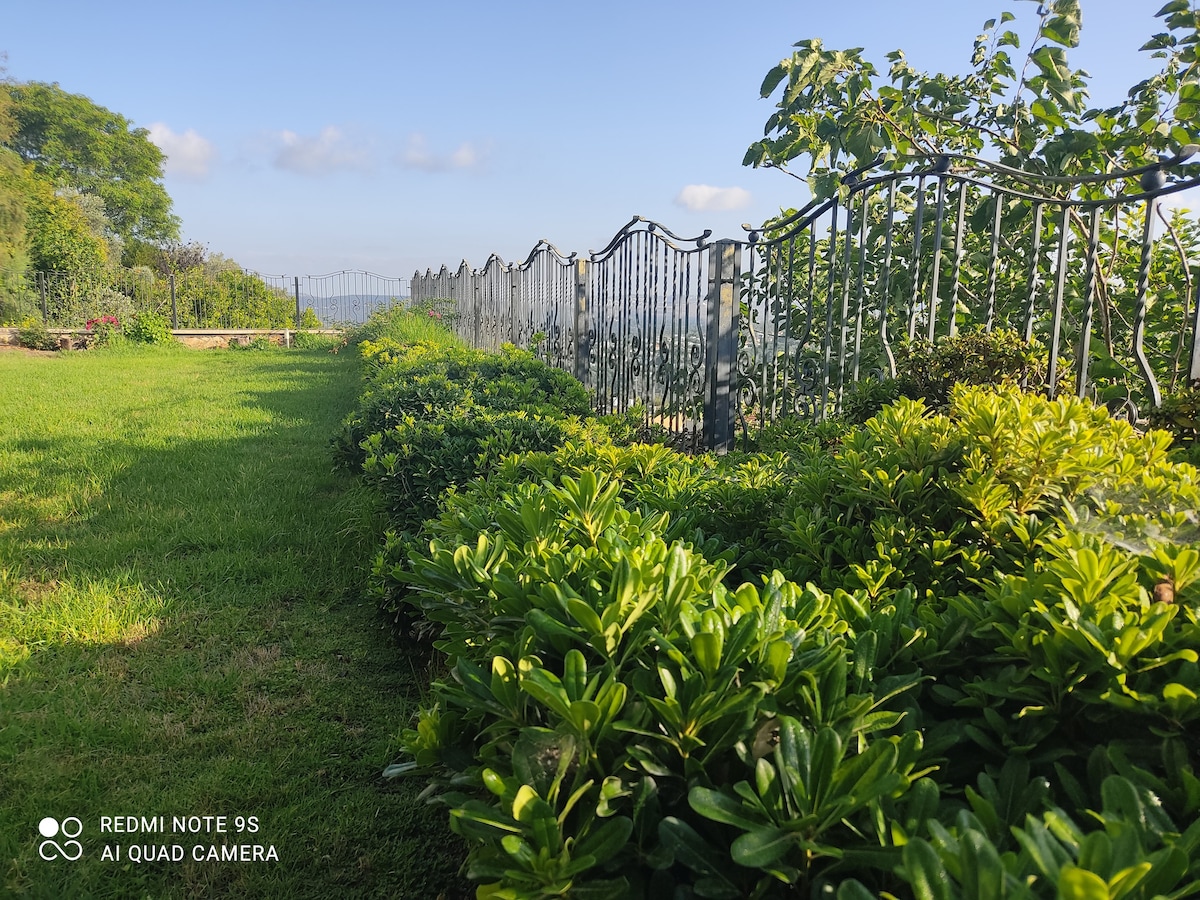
[
  {"left": 0, "top": 59, "right": 27, "bottom": 277},
  {"left": 0, "top": 154, "right": 28, "bottom": 273},
  {"left": 24, "top": 176, "right": 109, "bottom": 274},
  {"left": 744, "top": 0, "right": 1200, "bottom": 194},
  {"left": 740, "top": 0, "right": 1200, "bottom": 411},
  {"left": 55, "top": 186, "right": 122, "bottom": 262},
  {"left": 5, "top": 81, "right": 179, "bottom": 252}
]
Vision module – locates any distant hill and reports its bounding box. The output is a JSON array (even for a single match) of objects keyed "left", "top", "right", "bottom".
[{"left": 300, "top": 293, "right": 410, "bottom": 326}]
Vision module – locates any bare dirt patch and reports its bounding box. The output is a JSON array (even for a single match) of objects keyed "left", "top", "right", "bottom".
[{"left": 0, "top": 345, "right": 57, "bottom": 357}]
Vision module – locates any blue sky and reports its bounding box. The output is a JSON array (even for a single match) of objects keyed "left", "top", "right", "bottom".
[{"left": 2, "top": 1, "right": 1177, "bottom": 278}]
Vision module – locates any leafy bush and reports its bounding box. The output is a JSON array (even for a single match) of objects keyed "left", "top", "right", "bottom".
[
  {"left": 336, "top": 340, "right": 594, "bottom": 473},
  {"left": 298, "top": 306, "right": 322, "bottom": 329},
  {"left": 391, "top": 470, "right": 932, "bottom": 897},
  {"left": 841, "top": 327, "right": 1061, "bottom": 423},
  {"left": 1149, "top": 386, "right": 1200, "bottom": 465},
  {"left": 374, "top": 376, "right": 1200, "bottom": 898},
  {"left": 124, "top": 310, "right": 174, "bottom": 345},
  {"left": 0, "top": 272, "right": 40, "bottom": 325},
  {"left": 343, "top": 305, "right": 457, "bottom": 353},
  {"left": 359, "top": 406, "right": 609, "bottom": 531},
  {"left": 84, "top": 314, "right": 121, "bottom": 348},
  {"left": 292, "top": 330, "right": 340, "bottom": 351},
  {"left": 16, "top": 316, "right": 58, "bottom": 351},
  {"left": 170, "top": 268, "right": 295, "bottom": 328}
]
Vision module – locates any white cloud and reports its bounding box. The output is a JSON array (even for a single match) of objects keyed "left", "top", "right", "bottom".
[
  {"left": 399, "top": 133, "right": 485, "bottom": 172},
  {"left": 674, "top": 184, "right": 752, "bottom": 212},
  {"left": 148, "top": 123, "right": 217, "bottom": 180},
  {"left": 273, "top": 126, "right": 372, "bottom": 175}
]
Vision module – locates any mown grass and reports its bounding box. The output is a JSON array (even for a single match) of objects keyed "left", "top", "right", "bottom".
[{"left": 0, "top": 343, "right": 466, "bottom": 898}]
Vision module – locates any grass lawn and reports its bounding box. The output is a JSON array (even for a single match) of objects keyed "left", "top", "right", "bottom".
[{"left": 0, "top": 344, "right": 465, "bottom": 898}]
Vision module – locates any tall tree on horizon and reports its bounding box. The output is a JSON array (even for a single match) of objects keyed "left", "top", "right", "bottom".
[
  {"left": 6, "top": 81, "right": 180, "bottom": 253},
  {"left": 0, "top": 57, "right": 29, "bottom": 276}
]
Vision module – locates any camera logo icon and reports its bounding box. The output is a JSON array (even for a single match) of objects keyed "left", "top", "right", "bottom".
[{"left": 38, "top": 817, "right": 83, "bottom": 861}]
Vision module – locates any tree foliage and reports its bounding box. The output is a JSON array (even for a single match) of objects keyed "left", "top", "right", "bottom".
[
  {"left": 24, "top": 176, "right": 108, "bottom": 274},
  {"left": 736, "top": 1, "right": 1200, "bottom": 426},
  {"left": 0, "top": 59, "right": 28, "bottom": 277},
  {"left": 6, "top": 81, "right": 179, "bottom": 249},
  {"left": 745, "top": 0, "right": 1200, "bottom": 197}
]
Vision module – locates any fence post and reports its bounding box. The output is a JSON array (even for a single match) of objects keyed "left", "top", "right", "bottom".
[
  {"left": 703, "top": 240, "right": 741, "bottom": 453},
  {"left": 573, "top": 258, "right": 591, "bottom": 385},
  {"left": 472, "top": 269, "right": 482, "bottom": 349},
  {"left": 39, "top": 271, "right": 48, "bottom": 323},
  {"left": 509, "top": 266, "right": 519, "bottom": 345},
  {"left": 293, "top": 277, "right": 302, "bottom": 327},
  {"left": 169, "top": 274, "right": 178, "bottom": 328}
]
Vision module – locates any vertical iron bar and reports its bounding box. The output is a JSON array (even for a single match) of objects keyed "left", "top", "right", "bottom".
[
  {"left": 907, "top": 177, "right": 927, "bottom": 340},
  {"left": 1133, "top": 197, "right": 1164, "bottom": 409},
  {"left": 1190, "top": 252, "right": 1200, "bottom": 382},
  {"left": 39, "top": 271, "right": 48, "bottom": 322},
  {"left": 927, "top": 174, "right": 948, "bottom": 341},
  {"left": 170, "top": 273, "right": 178, "bottom": 328},
  {"left": 852, "top": 187, "right": 869, "bottom": 383},
  {"left": 294, "top": 276, "right": 301, "bottom": 327},
  {"left": 822, "top": 202, "right": 841, "bottom": 419},
  {"left": 472, "top": 265, "right": 482, "bottom": 349},
  {"left": 779, "top": 240, "right": 792, "bottom": 421},
  {"left": 1046, "top": 205, "right": 1072, "bottom": 399},
  {"left": 1023, "top": 203, "right": 1045, "bottom": 342},
  {"left": 880, "top": 180, "right": 897, "bottom": 376},
  {"left": 1076, "top": 210, "right": 1101, "bottom": 398},
  {"left": 761, "top": 241, "right": 773, "bottom": 425},
  {"left": 948, "top": 182, "right": 968, "bottom": 337},
  {"left": 985, "top": 194, "right": 1002, "bottom": 331}
]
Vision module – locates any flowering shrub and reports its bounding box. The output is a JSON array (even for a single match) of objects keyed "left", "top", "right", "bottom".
[
  {"left": 84, "top": 315, "right": 120, "bottom": 331},
  {"left": 84, "top": 315, "right": 121, "bottom": 347},
  {"left": 410, "top": 297, "right": 456, "bottom": 326}
]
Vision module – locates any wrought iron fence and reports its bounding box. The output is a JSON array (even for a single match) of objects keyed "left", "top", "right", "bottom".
[
  {"left": 414, "top": 152, "right": 1200, "bottom": 452},
  {"left": 0, "top": 268, "right": 411, "bottom": 330}
]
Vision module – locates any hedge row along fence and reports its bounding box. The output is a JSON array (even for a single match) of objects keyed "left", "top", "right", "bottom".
[
  {"left": 339, "top": 308, "right": 1200, "bottom": 899},
  {"left": 414, "top": 153, "right": 1200, "bottom": 453}
]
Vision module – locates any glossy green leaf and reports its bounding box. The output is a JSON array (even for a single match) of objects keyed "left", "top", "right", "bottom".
[
  {"left": 1057, "top": 865, "right": 1109, "bottom": 900},
  {"left": 658, "top": 816, "right": 721, "bottom": 876},
  {"left": 689, "top": 786, "right": 770, "bottom": 831},
  {"left": 731, "top": 826, "right": 794, "bottom": 868}
]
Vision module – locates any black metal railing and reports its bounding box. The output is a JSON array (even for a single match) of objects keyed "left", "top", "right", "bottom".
[{"left": 413, "top": 152, "right": 1200, "bottom": 451}]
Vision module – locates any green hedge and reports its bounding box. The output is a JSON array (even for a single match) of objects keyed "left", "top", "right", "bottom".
[{"left": 344, "top": 311, "right": 1200, "bottom": 898}]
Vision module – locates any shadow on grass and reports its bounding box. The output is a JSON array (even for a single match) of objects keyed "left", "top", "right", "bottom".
[{"left": 0, "top": 350, "right": 469, "bottom": 899}]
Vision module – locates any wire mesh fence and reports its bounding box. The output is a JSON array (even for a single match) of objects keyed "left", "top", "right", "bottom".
[
  {"left": 414, "top": 153, "right": 1200, "bottom": 451},
  {"left": 0, "top": 268, "right": 411, "bottom": 330}
]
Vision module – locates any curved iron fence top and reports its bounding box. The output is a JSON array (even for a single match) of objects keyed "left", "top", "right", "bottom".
[
  {"left": 893, "top": 146, "right": 1200, "bottom": 188},
  {"left": 742, "top": 149, "right": 1200, "bottom": 247},
  {"left": 589, "top": 216, "right": 713, "bottom": 262},
  {"left": 477, "top": 252, "right": 512, "bottom": 275},
  {"left": 518, "top": 239, "right": 577, "bottom": 269}
]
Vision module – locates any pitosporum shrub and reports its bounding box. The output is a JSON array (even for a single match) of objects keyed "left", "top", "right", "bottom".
[
  {"left": 840, "top": 326, "right": 1064, "bottom": 423},
  {"left": 347, "top": 312, "right": 1200, "bottom": 898}
]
